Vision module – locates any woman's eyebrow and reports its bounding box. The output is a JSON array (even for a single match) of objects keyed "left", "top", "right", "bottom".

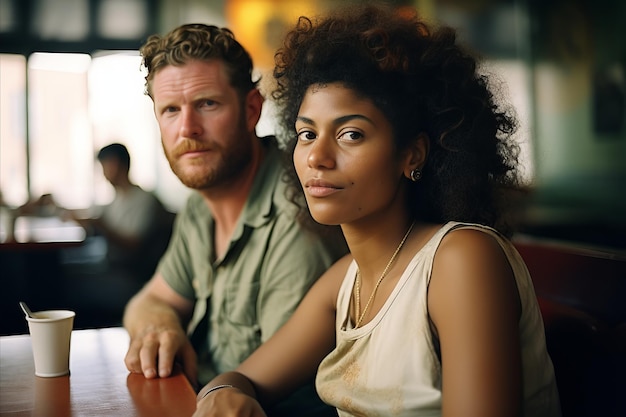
[
  {"left": 296, "top": 116, "right": 315, "bottom": 125},
  {"left": 334, "top": 114, "right": 374, "bottom": 126},
  {"left": 296, "top": 114, "right": 375, "bottom": 126}
]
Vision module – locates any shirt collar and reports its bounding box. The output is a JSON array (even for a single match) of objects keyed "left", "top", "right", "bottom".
[{"left": 231, "top": 136, "right": 285, "bottom": 238}]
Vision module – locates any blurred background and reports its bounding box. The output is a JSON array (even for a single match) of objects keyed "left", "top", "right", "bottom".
[
  {"left": 0, "top": 0, "right": 625, "bottom": 336},
  {"left": 1, "top": 0, "right": 625, "bottom": 250}
]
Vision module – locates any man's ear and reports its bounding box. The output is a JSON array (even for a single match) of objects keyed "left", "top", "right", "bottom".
[
  {"left": 403, "top": 133, "right": 429, "bottom": 179},
  {"left": 245, "top": 88, "right": 264, "bottom": 132}
]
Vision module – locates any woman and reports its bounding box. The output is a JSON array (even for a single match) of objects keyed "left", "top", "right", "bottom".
[{"left": 193, "top": 4, "right": 561, "bottom": 417}]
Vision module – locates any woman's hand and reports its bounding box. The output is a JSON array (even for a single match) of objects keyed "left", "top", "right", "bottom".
[{"left": 192, "top": 386, "right": 267, "bottom": 417}]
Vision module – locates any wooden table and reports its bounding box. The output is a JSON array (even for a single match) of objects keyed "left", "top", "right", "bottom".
[{"left": 0, "top": 327, "right": 197, "bottom": 416}]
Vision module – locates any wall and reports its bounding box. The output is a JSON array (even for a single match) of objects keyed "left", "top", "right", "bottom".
[
  {"left": 525, "top": 0, "right": 626, "bottom": 249},
  {"left": 425, "top": 0, "right": 625, "bottom": 250}
]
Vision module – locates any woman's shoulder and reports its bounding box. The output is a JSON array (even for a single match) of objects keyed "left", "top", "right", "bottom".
[
  {"left": 435, "top": 225, "right": 508, "bottom": 267},
  {"left": 319, "top": 254, "right": 353, "bottom": 284},
  {"left": 430, "top": 224, "right": 520, "bottom": 316},
  {"left": 311, "top": 253, "right": 354, "bottom": 307},
  {"left": 436, "top": 221, "right": 505, "bottom": 250}
]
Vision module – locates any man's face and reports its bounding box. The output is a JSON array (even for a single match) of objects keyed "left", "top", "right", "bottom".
[
  {"left": 99, "top": 158, "right": 121, "bottom": 187},
  {"left": 151, "top": 59, "right": 254, "bottom": 190}
]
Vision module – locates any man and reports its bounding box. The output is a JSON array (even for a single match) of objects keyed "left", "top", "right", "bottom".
[
  {"left": 61, "top": 143, "right": 172, "bottom": 326},
  {"left": 87, "top": 143, "right": 172, "bottom": 275},
  {"left": 122, "top": 24, "right": 344, "bottom": 415},
  {"left": 63, "top": 143, "right": 171, "bottom": 277}
]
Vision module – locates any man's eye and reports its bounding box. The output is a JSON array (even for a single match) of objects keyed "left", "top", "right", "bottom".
[{"left": 297, "top": 131, "right": 317, "bottom": 141}]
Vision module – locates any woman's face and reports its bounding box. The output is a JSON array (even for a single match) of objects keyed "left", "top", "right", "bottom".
[{"left": 294, "top": 82, "right": 408, "bottom": 226}]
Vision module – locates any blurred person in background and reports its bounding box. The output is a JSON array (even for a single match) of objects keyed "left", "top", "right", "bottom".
[
  {"left": 68, "top": 143, "right": 173, "bottom": 277},
  {"left": 16, "top": 193, "right": 60, "bottom": 218},
  {"left": 60, "top": 143, "right": 174, "bottom": 327},
  {"left": 60, "top": 143, "right": 173, "bottom": 280}
]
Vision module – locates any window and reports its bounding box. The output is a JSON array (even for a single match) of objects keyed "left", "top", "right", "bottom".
[
  {"left": 28, "top": 52, "right": 93, "bottom": 209},
  {"left": 0, "top": 51, "right": 188, "bottom": 212},
  {"left": 0, "top": 54, "right": 27, "bottom": 206}
]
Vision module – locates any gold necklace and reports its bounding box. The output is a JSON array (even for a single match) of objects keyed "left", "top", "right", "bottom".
[{"left": 354, "top": 221, "right": 415, "bottom": 328}]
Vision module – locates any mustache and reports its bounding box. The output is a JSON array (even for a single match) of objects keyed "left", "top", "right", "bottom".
[{"left": 170, "top": 140, "right": 212, "bottom": 158}]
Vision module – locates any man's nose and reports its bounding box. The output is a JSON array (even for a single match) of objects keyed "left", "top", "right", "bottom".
[{"left": 180, "top": 108, "right": 203, "bottom": 137}]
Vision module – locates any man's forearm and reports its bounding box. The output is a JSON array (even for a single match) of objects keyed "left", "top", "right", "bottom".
[{"left": 123, "top": 290, "right": 185, "bottom": 336}]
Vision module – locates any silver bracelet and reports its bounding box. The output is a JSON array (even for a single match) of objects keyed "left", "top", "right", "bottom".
[{"left": 198, "top": 384, "right": 236, "bottom": 400}]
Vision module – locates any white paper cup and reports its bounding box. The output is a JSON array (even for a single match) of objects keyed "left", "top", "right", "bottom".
[{"left": 26, "top": 310, "right": 75, "bottom": 377}]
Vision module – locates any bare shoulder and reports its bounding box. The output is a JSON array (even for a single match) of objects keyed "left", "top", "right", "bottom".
[
  {"left": 436, "top": 227, "right": 505, "bottom": 264},
  {"left": 429, "top": 226, "right": 520, "bottom": 325},
  {"left": 431, "top": 227, "right": 515, "bottom": 293},
  {"left": 429, "top": 227, "right": 523, "bottom": 415},
  {"left": 325, "top": 253, "right": 354, "bottom": 278}
]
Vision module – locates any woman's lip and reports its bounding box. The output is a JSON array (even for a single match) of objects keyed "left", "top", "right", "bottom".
[
  {"left": 304, "top": 179, "right": 342, "bottom": 197},
  {"left": 305, "top": 178, "right": 340, "bottom": 188},
  {"left": 306, "top": 185, "right": 342, "bottom": 197}
]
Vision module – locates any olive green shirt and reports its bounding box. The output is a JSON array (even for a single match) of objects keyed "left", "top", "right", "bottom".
[{"left": 158, "top": 138, "right": 343, "bottom": 385}]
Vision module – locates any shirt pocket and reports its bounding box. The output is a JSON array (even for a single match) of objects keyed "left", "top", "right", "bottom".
[
  {"left": 223, "top": 280, "right": 260, "bottom": 326},
  {"left": 213, "top": 281, "right": 262, "bottom": 371}
]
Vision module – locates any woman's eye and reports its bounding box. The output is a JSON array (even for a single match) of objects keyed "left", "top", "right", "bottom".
[
  {"left": 338, "top": 130, "right": 363, "bottom": 141},
  {"left": 297, "top": 130, "right": 317, "bottom": 141}
]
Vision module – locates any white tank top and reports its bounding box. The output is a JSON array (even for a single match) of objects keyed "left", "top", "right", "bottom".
[{"left": 316, "top": 222, "right": 561, "bottom": 417}]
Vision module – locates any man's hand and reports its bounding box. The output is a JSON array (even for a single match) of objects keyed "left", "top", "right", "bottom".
[
  {"left": 124, "top": 325, "right": 198, "bottom": 389},
  {"left": 123, "top": 273, "right": 197, "bottom": 387}
]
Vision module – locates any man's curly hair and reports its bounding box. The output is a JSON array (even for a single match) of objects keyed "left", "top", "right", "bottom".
[
  {"left": 272, "top": 4, "right": 520, "bottom": 235},
  {"left": 140, "top": 23, "right": 258, "bottom": 98}
]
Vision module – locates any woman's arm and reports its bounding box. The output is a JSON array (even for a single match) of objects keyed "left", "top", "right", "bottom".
[
  {"left": 194, "top": 255, "right": 352, "bottom": 416},
  {"left": 429, "top": 229, "right": 522, "bottom": 417}
]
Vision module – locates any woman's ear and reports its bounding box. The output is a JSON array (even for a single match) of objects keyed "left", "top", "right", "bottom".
[{"left": 403, "top": 133, "right": 429, "bottom": 180}]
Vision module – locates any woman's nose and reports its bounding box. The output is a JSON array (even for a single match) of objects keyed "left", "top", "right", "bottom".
[
  {"left": 179, "top": 108, "right": 203, "bottom": 138},
  {"left": 307, "top": 135, "right": 336, "bottom": 169}
]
